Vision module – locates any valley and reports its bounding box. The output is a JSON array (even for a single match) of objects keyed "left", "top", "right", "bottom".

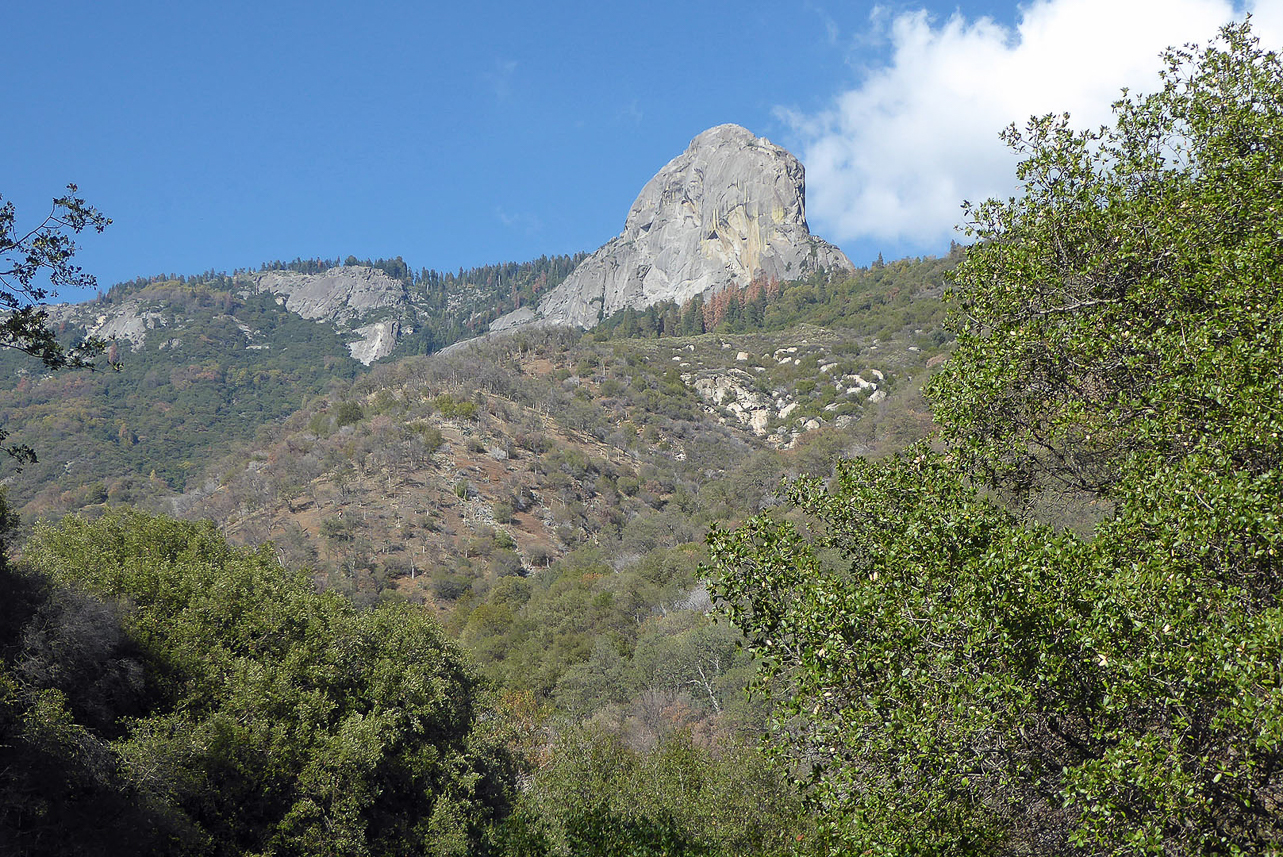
[
  {"left": 0, "top": 247, "right": 956, "bottom": 856},
  {"left": 7, "top": 34, "right": 1280, "bottom": 850}
]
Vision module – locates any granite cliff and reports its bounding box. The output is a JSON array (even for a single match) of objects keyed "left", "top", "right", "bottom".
[
  {"left": 492, "top": 124, "right": 853, "bottom": 331},
  {"left": 248, "top": 267, "right": 409, "bottom": 363}
]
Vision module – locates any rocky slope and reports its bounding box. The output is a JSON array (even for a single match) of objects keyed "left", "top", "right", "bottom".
[
  {"left": 491, "top": 124, "right": 854, "bottom": 331},
  {"left": 177, "top": 319, "right": 944, "bottom": 607}
]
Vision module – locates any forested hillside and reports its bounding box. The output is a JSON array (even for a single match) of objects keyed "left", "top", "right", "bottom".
[
  {"left": 0, "top": 282, "right": 362, "bottom": 516},
  {"left": 2, "top": 222, "right": 956, "bottom": 855},
  {"left": 0, "top": 251, "right": 950, "bottom": 526},
  {"left": 168, "top": 253, "right": 955, "bottom": 746},
  {"left": 0, "top": 252, "right": 587, "bottom": 523},
  {"left": 244, "top": 251, "right": 589, "bottom": 352}
]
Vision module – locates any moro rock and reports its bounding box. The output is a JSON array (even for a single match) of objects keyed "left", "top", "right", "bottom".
[{"left": 492, "top": 124, "right": 853, "bottom": 331}]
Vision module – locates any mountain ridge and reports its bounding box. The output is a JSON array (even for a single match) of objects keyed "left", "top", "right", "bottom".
[{"left": 49, "top": 266, "right": 412, "bottom": 365}]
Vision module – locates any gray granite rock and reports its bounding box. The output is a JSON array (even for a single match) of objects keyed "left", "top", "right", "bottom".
[
  {"left": 248, "top": 266, "right": 407, "bottom": 326},
  {"left": 247, "top": 266, "right": 410, "bottom": 364},
  {"left": 492, "top": 124, "right": 853, "bottom": 331}
]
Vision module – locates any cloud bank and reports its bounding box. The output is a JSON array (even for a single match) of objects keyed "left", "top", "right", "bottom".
[{"left": 789, "top": 0, "right": 1283, "bottom": 252}]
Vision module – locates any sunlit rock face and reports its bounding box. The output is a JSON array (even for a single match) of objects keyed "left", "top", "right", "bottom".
[
  {"left": 249, "top": 266, "right": 409, "bottom": 364},
  {"left": 249, "top": 266, "right": 407, "bottom": 324},
  {"left": 492, "top": 124, "right": 854, "bottom": 332}
]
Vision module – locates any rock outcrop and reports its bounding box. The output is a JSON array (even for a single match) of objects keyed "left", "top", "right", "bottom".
[
  {"left": 248, "top": 267, "right": 410, "bottom": 363},
  {"left": 678, "top": 334, "right": 889, "bottom": 448},
  {"left": 347, "top": 319, "right": 401, "bottom": 364},
  {"left": 247, "top": 267, "right": 407, "bottom": 326},
  {"left": 46, "top": 266, "right": 412, "bottom": 367},
  {"left": 492, "top": 124, "right": 853, "bottom": 331}
]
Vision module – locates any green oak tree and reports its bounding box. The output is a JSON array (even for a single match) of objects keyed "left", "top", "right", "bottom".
[
  {"left": 710, "top": 22, "right": 1283, "bottom": 856},
  {"left": 497, "top": 727, "right": 814, "bottom": 857},
  {"left": 1, "top": 185, "right": 110, "bottom": 463},
  {"left": 3, "top": 510, "right": 517, "bottom": 856}
]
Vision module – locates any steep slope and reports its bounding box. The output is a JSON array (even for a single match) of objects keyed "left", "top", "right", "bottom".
[
  {"left": 0, "top": 254, "right": 586, "bottom": 518},
  {"left": 492, "top": 124, "right": 854, "bottom": 331},
  {"left": 1, "top": 280, "right": 362, "bottom": 518},
  {"left": 7, "top": 253, "right": 957, "bottom": 769},
  {"left": 47, "top": 252, "right": 592, "bottom": 370}
]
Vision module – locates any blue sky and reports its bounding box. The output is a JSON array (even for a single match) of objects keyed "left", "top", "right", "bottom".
[{"left": 6, "top": 1, "right": 1279, "bottom": 301}]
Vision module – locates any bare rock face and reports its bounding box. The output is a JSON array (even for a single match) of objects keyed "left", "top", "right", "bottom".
[
  {"left": 347, "top": 319, "right": 401, "bottom": 364},
  {"left": 682, "top": 368, "right": 774, "bottom": 436},
  {"left": 249, "top": 266, "right": 407, "bottom": 324},
  {"left": 492, "top": 124, "right": 853, "bottom": 331},
  {"left": 247, "top": 266, "right": 410, "bottom": 364},
  {"left": 54, "top": 306, "right": 168, "bottom": 351}
]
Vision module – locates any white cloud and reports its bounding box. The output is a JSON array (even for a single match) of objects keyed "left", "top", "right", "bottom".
[
  {"left": 496, "top": 206, "right": 542, "bottom": 233},
  {"left": 617, "top": 99, "right": 644, "bottom": 125},
  {"left": 483, "top": 59, "right": 519, "bottom": 101},
  {"left": 787, "top": 0, "right": 1283, "bottom": 251}
]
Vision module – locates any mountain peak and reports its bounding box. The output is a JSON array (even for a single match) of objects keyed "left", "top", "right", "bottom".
[
  {"left": 688, "top": 123, "right": 759, "bottom": 145},
  {"left": 493, "top": 124, "right": 853, "bottom": 331}
]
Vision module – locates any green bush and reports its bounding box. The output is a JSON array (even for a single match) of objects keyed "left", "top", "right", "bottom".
[
  {"left": 501, "top": 728, "right": 812, "bottom": 856},
  {"left": 412, "top": 422, "right": 444, "bottom": 451},
  {"left": 9, "top": 510, "right": 516, "bottom": 855},
  {"left": 435, "top": 394, "right": 479, "bottom": 420},
  {"left": 333, "top": 400, "right": 364, "bottom": 427},
  {"left": 307, "top": 411, "right": 332, "bottom": 436}
]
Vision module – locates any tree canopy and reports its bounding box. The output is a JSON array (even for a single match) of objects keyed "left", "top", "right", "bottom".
[
  {"left": 710, "top": 22, "right": 1283, "bottom": 856},
  {"left": 0, "top": 185, "right": 110, "bottom": 463},
  {"left": 1, "top": 510, "right": 515, "bottom": 856}
]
